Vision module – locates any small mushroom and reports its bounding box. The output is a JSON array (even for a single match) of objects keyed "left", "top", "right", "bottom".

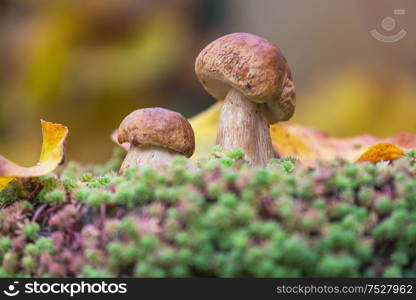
[
  {"left": 195, "top": 33, "right": 296, "bottom": 166},
  {"left": 117, "top": 108, "right": 195, "bottom": 174}
]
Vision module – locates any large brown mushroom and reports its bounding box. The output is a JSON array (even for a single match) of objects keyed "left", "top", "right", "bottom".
[
  {"left": 195, "top": 33, "right": 296, "bottom": 166},
  {"left": 117, "top": 108, "right": 195, "bottom": 174}
]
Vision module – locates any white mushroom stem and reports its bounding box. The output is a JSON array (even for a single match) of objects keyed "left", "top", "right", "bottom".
[
  {"left": 119, "top": 145, "right": 179, "bottom": 174},
  {"left": 216, "top": 88, "right": 276, "bottom": 166}
]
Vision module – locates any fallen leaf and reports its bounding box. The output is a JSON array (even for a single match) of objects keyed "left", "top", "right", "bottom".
[
  {"left": 0, "top": 177, "right": 14, "bottom": 190},
  {"left": 0, "top": 120, "right": 68, "bottom": 191},
  {"left": 277, "top": 124, "right": 380, "bottom": 165},
  {"left": 269, "top": 124, "right": 317, "bottom": 166},
  {"left": 189, "top": 102, "right": 222, "bottom": 160},
  {"left": 356, "top": 142, "right": 404, "bottom": 163},
  {"left": 277, "top": 124, "right": 411, "bottom": 165}
]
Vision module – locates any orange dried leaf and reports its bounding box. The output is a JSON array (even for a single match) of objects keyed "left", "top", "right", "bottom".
[
  {"left": 0, "top": 120, "right": 68, "bottom": 191},
  {"left": 356, "top": 142, "right": 404, "bottom": 163}
]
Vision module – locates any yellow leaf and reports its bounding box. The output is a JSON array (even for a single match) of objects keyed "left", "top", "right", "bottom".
[
  {"left": 0, "top": 120, "right": 68, "bottom": 191},
  {"left": 270, "top": 124, "right": 317, "bottom": 167},
  {"left": 0, "top": 177, "right": 14, "bottom": 190},
  {"left": 357, "top": 142, "right": 404, "bottom": 163},
  {"left": 277, "top": 124, "right": 379, "bottom": 165},
  {"left": 275, "top": 125, "right": 411, "bottom": 165},
  {"left": 189, "top": 102, "right": 222, "bottom": 160}
]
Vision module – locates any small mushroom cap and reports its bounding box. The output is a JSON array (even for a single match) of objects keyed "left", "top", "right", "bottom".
[
  {"left": 195, "top": 32, "right": 296, "bottom": 123},
  {"left": 117, "top": 108, "right": 195, "bottom": 158}
]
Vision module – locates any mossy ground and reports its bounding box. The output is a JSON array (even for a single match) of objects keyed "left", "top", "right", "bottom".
[{"left": 1, "top": 148, "right": 416, "bottom": 277}]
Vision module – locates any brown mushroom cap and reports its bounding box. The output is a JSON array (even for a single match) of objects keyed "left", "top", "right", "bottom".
[
  {"left": 195, "top": 32, "right": 296, "bottom": 123},
  {"left": 117, "top": 108, "right": 195, "bottom": 158}
]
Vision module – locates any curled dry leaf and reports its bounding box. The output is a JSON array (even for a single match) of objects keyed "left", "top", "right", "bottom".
[
  {"left": 356, "top": 142, "right": 405, "bottom": 163},
  {"left": 273, "top": 124, "right": 380, "bottom": 166},
  {"left": 0, "top": 120, "right": 69, "bottom": 191},
  {"left": 111, "top": 103, "right": 415, "bottom": 166},
  {"left": 272, "top": 124, "right": 409, "bottom": 165}
]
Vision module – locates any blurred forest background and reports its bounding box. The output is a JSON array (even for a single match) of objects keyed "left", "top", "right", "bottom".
[{"left": 1, "top": 0, "right": 416, "bottom": 165}]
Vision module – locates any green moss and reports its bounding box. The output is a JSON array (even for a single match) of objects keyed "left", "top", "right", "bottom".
[
  {"left": 21, "top": 222, "right": 40, "bottom": 240},
  {"left": 0, "top": 148, "right": 416, "bottom": 277},
  {"left": 35, "top": 237, "right": 54, "bottom": 254},
  {"left": 0, "top": 238, "right": 12, "bottom": 254}
]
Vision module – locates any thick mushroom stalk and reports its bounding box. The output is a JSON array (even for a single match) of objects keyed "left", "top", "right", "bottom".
[
  {"left": 120, "top": 145, "right": 180, "bottom": 174},
  {"left": 195, "top": 33, "right": 296, "bottom": 166},
  {"left": 217, "top": 88, "right": 274, "bottom": 166},
  {"left": 117, "top": 107, "right": 195, "bottom": 175}
]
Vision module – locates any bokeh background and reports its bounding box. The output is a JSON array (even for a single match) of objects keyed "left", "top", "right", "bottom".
[{"left": 1, "top": 0, "right": 415, "bottom": 165}]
